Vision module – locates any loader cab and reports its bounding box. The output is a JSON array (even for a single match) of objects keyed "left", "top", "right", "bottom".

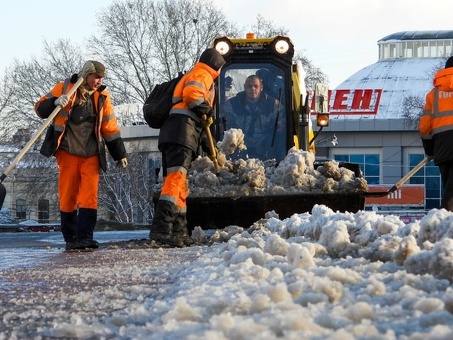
[{"left": 213, "top": 34, "right": 299, "bottom": 163}]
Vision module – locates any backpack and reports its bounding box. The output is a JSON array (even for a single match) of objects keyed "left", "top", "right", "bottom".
[{"left": 143, "top": 72, "right": 184, "bottom": 129}]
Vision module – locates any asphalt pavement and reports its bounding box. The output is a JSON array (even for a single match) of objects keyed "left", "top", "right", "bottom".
[{"left": 0, "top": 230, "right": 150, "bottom": 270}]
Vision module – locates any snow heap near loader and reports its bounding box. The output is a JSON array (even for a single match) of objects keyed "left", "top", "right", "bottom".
[{"left": 188, "top": 129, "right": 368, "bottom": 198}]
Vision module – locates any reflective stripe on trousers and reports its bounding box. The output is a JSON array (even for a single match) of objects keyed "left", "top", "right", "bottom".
[{"left": 160, "top": 168, "right": 188, "bottom": 213}]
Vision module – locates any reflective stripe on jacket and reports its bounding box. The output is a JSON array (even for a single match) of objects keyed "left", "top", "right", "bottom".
[
  {"left": 169, "top": 62, "right": 218, "bottom": 122},
  {"left": 419, "top": 68, "right": 453, "bottom": 139},
  {"left": 419, "top": 67, "right": 453, "bottom": 164},
  {"left": 34, "top": 77, "right": 125, "bottom": 162}
]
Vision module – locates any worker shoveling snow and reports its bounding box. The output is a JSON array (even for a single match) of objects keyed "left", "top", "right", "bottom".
[{"left": 186, "top": 128, "right": 368, "bottom": 198}]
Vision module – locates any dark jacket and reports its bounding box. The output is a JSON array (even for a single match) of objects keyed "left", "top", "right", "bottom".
[{"left": 225, "top": 91, "right": 279, "bottom": 137}]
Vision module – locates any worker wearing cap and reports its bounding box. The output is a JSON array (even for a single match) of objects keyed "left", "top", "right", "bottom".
[
  {"left": 35, "top": 60, "right": 128, "bottom": 251},
  {"left": 419, "top": 56, "right": 453, "bottom": 211}
]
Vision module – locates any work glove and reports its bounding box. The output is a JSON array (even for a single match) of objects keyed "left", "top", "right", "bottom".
[
  {"left": 54, "top": 95, "right": 69, "bottom": 107},
  {"left": 117, "top": 158, "right": 128, "bottom": 168},
  {"left": 201, "top": 116, "right": 213, "bottom": 129}
]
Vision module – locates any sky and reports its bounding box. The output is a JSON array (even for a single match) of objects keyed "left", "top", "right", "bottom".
[{"left": 3, "top": 0, "right": 453, "bottom": 88}]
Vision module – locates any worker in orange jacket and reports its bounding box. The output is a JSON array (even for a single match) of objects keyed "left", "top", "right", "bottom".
[
  {"left": 150, "top": 48, "right": 225, "bottom": 247},
  {"left": 35, "top": 61, "right": 128, "bottom": 251},
  {"left": 419, "top": 56, "right": 453, "bottom": 211}
]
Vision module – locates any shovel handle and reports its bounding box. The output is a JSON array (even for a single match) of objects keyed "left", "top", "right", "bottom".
[
  {"left": 0, "top": 77, "right": 84, "bottom": 181},
  {"left": 205, "top": 126, "right": 219, "bottom": 174},
  {"left": 393, "top": 157, "right": 429, "bottom": 191}
]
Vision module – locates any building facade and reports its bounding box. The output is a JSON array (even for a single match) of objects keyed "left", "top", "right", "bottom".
[{"left": 320, "top": 30, "right": 453, "bottom": 213}]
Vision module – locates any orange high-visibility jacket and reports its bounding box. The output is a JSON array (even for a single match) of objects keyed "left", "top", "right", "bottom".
[
  {"left": 419, "top": 68, "right": 453, "bottom": 164},
  {"left": 169, "top": 62, "right": 218, "bottom": 122},
  {"left": 157, "top": 62, "right": 220, "bottom": 153},
  {"left": 35, "top": 76, "right": 126, "bottom": 169}
]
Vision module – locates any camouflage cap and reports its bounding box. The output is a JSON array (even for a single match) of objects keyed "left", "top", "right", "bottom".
[{"left": 89, "top": 60, "right": 106, "bottom": 77}]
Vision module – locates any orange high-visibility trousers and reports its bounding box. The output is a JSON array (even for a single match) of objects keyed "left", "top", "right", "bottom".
[
  {"left": 55, "top": 149, "right": 100, "bottom": 212},
  {"left": 160, "top": 168, "right": 188, "bottom": 213}
]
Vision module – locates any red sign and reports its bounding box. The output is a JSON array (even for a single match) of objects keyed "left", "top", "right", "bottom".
[
  {"left": 330, "top": 89, "right": 382, "bottom": 115},
  {"left": 365, "top": 185, "right": 425, "bottom": 206},
  {"left": 311, "top": 89, "right": 383, "bottom": 115}
]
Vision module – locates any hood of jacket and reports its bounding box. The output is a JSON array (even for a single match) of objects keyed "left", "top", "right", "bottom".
[
  {"left": 433, "top": 68, "right": 453, "bottom": 91},
  {"left": 199, "top": 48, "right": 225, "bottom": 72}
]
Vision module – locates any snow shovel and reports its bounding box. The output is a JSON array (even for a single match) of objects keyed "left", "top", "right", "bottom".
[
  {"left": 364, "top": 156, "right": 430, "bottom": 197},
  {"left": 205, "top": 125, "right": 220, "bottom": 174},
  {"left": 0, "top": 76, "right": 84, "bottom": 210}
]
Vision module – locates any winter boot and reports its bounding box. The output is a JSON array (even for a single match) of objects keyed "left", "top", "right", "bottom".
[
  {"left": 150, "top": 200, "right": 184, "bottom": 247},
  {"left": 61, "top": 210, "right": 77, "bottom": 249},
  {"left": 172, "top": 213, "right": 194, "bottom": 246},
  {"left": 74, "top": 208, "right": 99, "bottom": 249}
]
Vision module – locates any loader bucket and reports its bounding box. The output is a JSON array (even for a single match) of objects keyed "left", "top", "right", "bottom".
[{"left": 185, "top": 192, "right": 366, "bottom": 230}]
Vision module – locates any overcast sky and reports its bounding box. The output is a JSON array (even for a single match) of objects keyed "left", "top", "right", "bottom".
[{"left": 2, "top": 0, "right": 453, "bottom": 88}]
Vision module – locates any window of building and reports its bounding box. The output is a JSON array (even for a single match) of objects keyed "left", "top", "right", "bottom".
[
  {"left": 38, "top": 199, "right": 50, "bottom": 223},
  {"left": 421, "top": 41, "right": 429, "bottom": 57},
  {"left": 333, "top": 153, "right": 380, "bottom": 184},
  {"left": 381, "top": 39, "right": 453, "bottom": 60},
  {"left": 149, "top": 157, "right": 162, "bottom": 184},
  {"left": 408, "top": 153, "right": 441, "bottom": 210},
  {"left": 444, "top": 41, "right": 453, "bottom": 56},
  {"left": 16, "top": 199, "right": 26, "bottom": 220},
  {"left": 405, "top": 42, "right": 414, "bottom": 58}
]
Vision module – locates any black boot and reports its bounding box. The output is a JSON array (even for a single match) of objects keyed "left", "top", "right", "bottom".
[
  {"left": 74, "top": 208, "right": 99, "bottom": 250},
  {"left": 150, "top": 200, "right": 184, "bottom": 247},
  {"left": 172, "top": 213, "right": 194, "bottom": 246},
  {"left": 61, "top": 210, "right": 77, "bottom": 250}
]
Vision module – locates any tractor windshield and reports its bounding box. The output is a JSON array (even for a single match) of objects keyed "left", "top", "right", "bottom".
[{"left": 217, "top": 63, "right": 287, "bottom": 162}]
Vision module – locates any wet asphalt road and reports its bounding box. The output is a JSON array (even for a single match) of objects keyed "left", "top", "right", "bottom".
[{"left": 0, "top": 230, "right": 150, "bottom": 270}]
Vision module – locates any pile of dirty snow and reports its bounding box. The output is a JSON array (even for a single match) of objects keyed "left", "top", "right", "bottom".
[{"left": 187, "top": 128, "right": 367, "bottom": 197}]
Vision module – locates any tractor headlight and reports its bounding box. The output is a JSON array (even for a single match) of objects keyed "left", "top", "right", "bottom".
[
  {"left": 274, "top": 39, "right": 290, "bottom": 54},
  {"left": 214, "top": 40, "right": 231, "bottom": 56}
]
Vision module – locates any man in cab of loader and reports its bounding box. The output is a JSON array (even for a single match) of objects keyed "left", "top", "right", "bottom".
[{"left": 223, "top": 74, "right": 285, "bottom": 160}]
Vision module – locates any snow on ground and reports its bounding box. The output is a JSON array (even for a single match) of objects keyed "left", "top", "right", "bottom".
[{"left": 2, "top": 205, "right": 453, "bottom": 339}]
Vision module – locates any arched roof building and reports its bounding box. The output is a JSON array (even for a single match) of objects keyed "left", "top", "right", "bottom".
[
  {"left": 331, "top": 30, "right": 452, "bottom": 118},
  {"left": 320, "top": 31, "right": 453, "bottom": 212}
]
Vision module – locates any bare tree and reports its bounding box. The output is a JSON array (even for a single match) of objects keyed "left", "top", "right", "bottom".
[
  {"left": 401, "top": 95, "right": 424, "bottom": 128},
  {"left": 88, "top": 0, "right": 234, "bottom": 106},
  {"left": 294, "top": 51, "right": 329, "bottom": 93},
  {"left": 0, "top": 39, "right": 84, "bottom": 140},
  {"left": 0, "top": 0, "right": 331, "bottom": 224},
  {"left": 99, "top": 149, "right": 157, "bottom": 223},
  {"left": 251, "top": 14, "right": 288, "bottom": 38},
  {"left": 249, "top": 14, "right": 328, "bottom": 93}
]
